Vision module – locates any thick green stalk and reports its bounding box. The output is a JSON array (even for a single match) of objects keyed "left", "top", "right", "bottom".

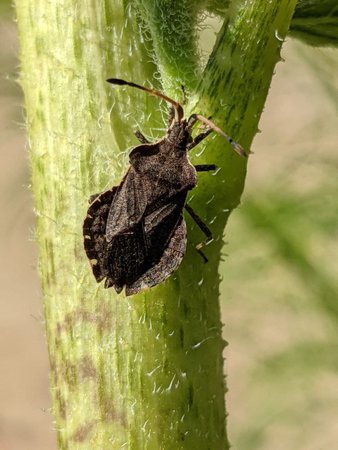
[
  {"left": 134, "top": 0, "right": 202, "bottom": 93},
  {"left": 15, "top": 0, "right": 296, "bottom": 449}
]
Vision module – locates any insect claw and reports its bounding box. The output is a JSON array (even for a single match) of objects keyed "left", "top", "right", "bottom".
[{"left": 196, "top": 247, "right": 208, "bottom": 263}]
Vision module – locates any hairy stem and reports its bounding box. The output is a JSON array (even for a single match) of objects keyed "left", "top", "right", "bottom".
[{"left": 15, "top": 0, "right": 296, "bottom": 448}]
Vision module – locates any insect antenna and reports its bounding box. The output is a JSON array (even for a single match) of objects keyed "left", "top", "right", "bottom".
[
  {"left": 107, "top": 78, "right": 184, "bottom": 123},
  {"left": 195, "top": 114, "right": 247, "bottom": 158}
]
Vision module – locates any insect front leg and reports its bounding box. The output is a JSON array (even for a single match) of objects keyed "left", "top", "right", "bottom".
[
  {"left": 187, "top": 113, "right": 198, "bottom": 130},
  {"left": 194, "top": 164, "right": 217, "bottom": 172},
  {"left": 187, "top": 113, "right": 213, "bottom": 150},
  {"left": 184, "top": 204, "right": 213, "bottom": 263},
  {"left": 187, "top": 128, "right": 213, "bottom": 150},
  {"left": 134, "top": 129, "right": 150, "bottom": 144}
]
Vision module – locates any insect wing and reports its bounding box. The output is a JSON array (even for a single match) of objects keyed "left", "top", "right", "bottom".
[
  {"left": 106, "top": 167, "right": 148, "bottom": 241},
  {"left": 104, "top": 221, "right": 148, "bottom": 292},
  {"left": 126, "top": 216, "right": 187, "bottom": 296},
  {"left": 105, "top": 193, "right": 187, "bottom": 295},
  {"left": 124, "top": 193, "right": 187, "bottom": 295},
  {"left": 143, "top": 199, "right": 183, "bottom": 233}
]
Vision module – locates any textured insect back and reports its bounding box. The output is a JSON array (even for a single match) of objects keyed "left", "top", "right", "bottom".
[{"left": 83, "top": 78, "right": 246, "bottom": 295}]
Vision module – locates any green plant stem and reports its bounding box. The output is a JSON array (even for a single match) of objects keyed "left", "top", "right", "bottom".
[
  {"left": 134, "top": 0, "right": 201, "bottom": 93},
  {"left": 15, "top": 0, "right": 296, "bottom": 449}
]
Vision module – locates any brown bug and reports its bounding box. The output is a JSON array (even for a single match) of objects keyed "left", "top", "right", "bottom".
[{"left": 83, "top": 79, "right": 246, "bottom": 296}]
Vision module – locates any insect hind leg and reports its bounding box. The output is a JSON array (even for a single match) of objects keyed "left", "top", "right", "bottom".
[{"left": 184, "top": 204, "right": 213, "bottom": 263}]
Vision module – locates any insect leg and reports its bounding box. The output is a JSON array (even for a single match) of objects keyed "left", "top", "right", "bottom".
[
  {"left": 134, "top": 129, "right": 150, "bottom": 144},
  {"left": 184, "top": 204, "right": 213, "bottom": 263},
  {"left": 187, "top": 128, "right": 213, "bottom": 150},
  {"left": 187, "top": 114, "right": 198, "bottom": 129},
  {"left": 194, "top": 164, "right": 217, "bottom": 172}
]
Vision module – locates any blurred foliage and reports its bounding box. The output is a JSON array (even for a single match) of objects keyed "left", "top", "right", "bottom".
[
  {"left": 244, "top": 186, "right": 338, "bottom": 318},
  {"left": 220, "top": 42, "right": 338, "bottom": 450},
  {"left": 0, "top": 0, "right": 12, "bottom": 16}
]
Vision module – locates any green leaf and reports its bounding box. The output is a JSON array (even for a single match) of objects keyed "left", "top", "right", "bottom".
[{"left": 290, "top": 0, "right": 338, "bottom": 47}]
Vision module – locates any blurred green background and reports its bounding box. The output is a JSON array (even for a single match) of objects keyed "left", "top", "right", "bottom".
[{"left": 1, "top": 3, "right": 337, "bottom": 450}]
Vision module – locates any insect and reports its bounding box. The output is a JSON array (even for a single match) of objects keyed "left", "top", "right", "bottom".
[{"left": 83, "top": 79, "right": 246, "bottom": 296}]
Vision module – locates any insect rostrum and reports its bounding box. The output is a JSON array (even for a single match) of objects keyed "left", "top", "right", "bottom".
[{"left": 83, "top": 79, "right": 246, "bottom": 296}]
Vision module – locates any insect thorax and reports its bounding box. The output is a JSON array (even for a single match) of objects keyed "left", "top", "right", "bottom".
[{"left": 166, "top": 120, "right": 192, "bottom": 151}]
